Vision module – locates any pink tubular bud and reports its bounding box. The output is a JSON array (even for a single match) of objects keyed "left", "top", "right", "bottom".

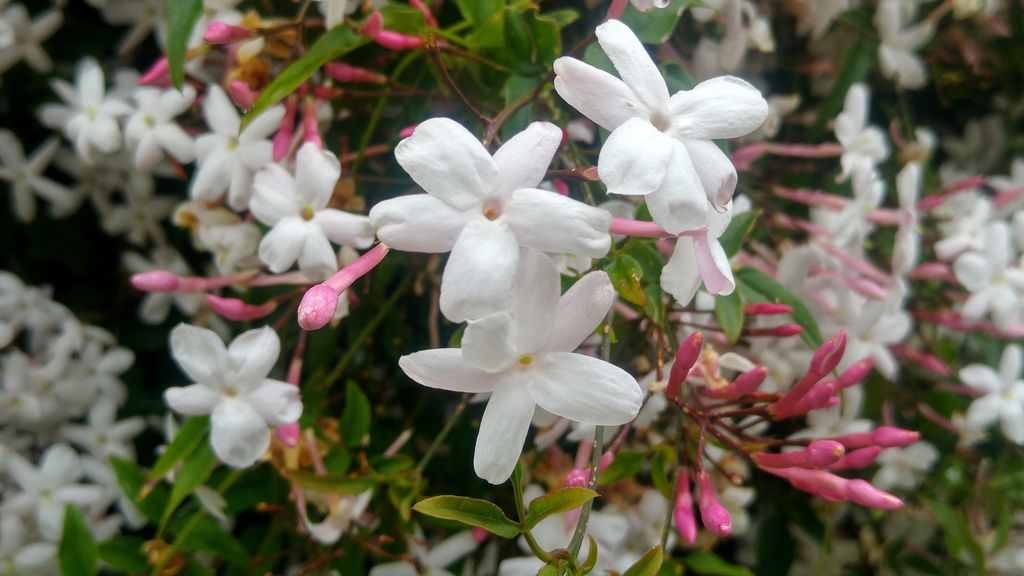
[
  {"left": 565, "top": 468, "right": 589, "bottom": 488},
  {"left": 674, "top": 469, "right": 697, "bottom": 545},
  {"left": 139, "top": 57, "right": 170, "bottom": 85},
  {"left": 746, "top": 324, "right": 804, "bottom": 337},
  {"left": 827, "top": 431, "right": 875, "bottom": 449},
  {"left": 273, "top": 97, "right": 298, "bottom": 161},
  {"left": 228, "top": 79, "right": 256, "bottom": 110},
  {"left": 697, "top": 472, "right": 732, "bottom": 537},
  {"left": 472, "top": 527, "right": 490, "bottom": 545},
  {"left": 323, "top": 62, "right": 388, "bottom": 84},
  {"left": 837, "top": 358, "right": 873, "bottom": 390},
  {"left": 805, "top": 440, "right": 846, "bottom": 467},
  {"left": 130, "top": 270, "right": 180, "bottom": 292},
  {"left": 907, "top": 261, "right": 953, "bottom": 280},
  {"left": 359, "top": 12, "right": 385, "bottom": 38},
  {"left": 665, "top": 332, "right": 703, "bottom": 400},
  {"left": 203, "top": 21, "right": 254, "bottom": 44},
  {"left": 744, "top": 302, "right": 793, "bottom": 315},
  {"left": 829, "top": 446, "right": 882, "bottom": 471},
  {"left": 398, "top": 124, "right": 417, "bottom": 138},
  {"left": 598, "top": 451, "right": 614, "bottom": 474},
  {"left": 410, "top": 0, "right": 439, "bottom": 27},
  {"left": 730, "top": 142, "right": 768, "bottom": 171},
  {"left": 206, "top": 294, "right": 277, "bottom": 321},
  {"left": 753, "top": 440, "right": 844, "bottom": 469},
  {"left": 275, "top": 422, "right": 300, "bottom": 447},
  {"left": 324, "top": 243, "right": 389, "bottom": 293},
  {"left": 374, "top": 30, "right": 424, "bottom": 50},
  {"left": 702, "top": 366, "right": 767, "bottom": 400},
  {"left": 791, "top": 380, "right": 837, "bottom": 415},
  {"left": 845, "top": 479, "right": 903, "bottom": 510},
  {"left": 765, "top": 467, "right": 849, "bottom": 501},
  {"left": 297, "top": 284, "right": 340, "bottom": 331},
  {"left": 302, "top": 98, "right": 322, "bottom": 148},
  {"left": 810, "top": 331, "right": 847, "bottom": 375},
  {"left": 872, "top": 426, "right": 920, "bottom": 448},
  {"left": 609, "top": 217, "right": 674, "bottom": 238}
]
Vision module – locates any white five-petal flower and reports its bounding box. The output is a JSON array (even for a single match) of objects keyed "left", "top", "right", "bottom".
[
  {"left": 959, "top": 344, "right": 1024, "bottom": 444},
  {"left": 399, "top": 251, "right": 642, "bottom": 484},
  {"left": 553, "top": 19, "right": 767, "bottom": 234},
  {"left": 125, "top": 84, "right": 197, "bottom": 172},
  {"left": 164, "top": 324, "right": 302, "bottom": 467},
  {"left": 0, "top": 130, "right": 74, "bottom": 222}
]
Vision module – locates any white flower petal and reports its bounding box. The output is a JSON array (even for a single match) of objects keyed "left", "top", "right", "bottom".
[
  {"left": 399, "top": 349, "right": 499, "bottom": 393},
  {"left": 527, "top": 352, "right": 642, "bottom": 425},
  {"left": 598, "top": 118, "right": 674, "bottom": 197},
  {"left": 440, "top": 219, "right": 520, "bottom": 322},
  {"left": 502, "top": 189, "right": 611, "bottom": 258},
  {"left": 258, "top": 217, "right": 308, "bottom": 274},
  {"left": 203, "top": 85, "right": 241, "bottom": 136},
  {"left": 645, "top": 142, "right": 708, "bottom": 235},
  {"left": 395, "top": 118, "right": 498, "bottom": 210},
  {"left": 595, "top": 19, "right": 669, "bottom": 112},
  {"left": 474, "top": 382, "right": 535, "bottom": 484},
  {"left": 493, "top": 121, "right": 563, "bottom": 195},
  {"left": 298, "top": 227, "right": 339, "bottom": 281},
  {"left": 667, "top": 76, "right": 769, "bottom": 140},
  {"left": 295, "top": 142, "right": 341, "bottom": 208},
  {"left": 685, "top": 139, "right": 737, "bottom": 211},
  {"left": 165, "top": 384, "right": 221, "bottom": 416},
  {"left": 369, "top": 194, "right": 474, "bottom": 253},
  {"left": 251, "top": 164, "right": 300, "bottom": 226},
  {"left": 227, "top": 326, "right": 280, "bottom": 387},
  {"left": 661, "top": 237, "right": 703, "bottom": 305},
  {"left": 544, "top": 271, "right": 614, "bottom": 354},
  {"left": 244, "top": 380, "right": 302, "bottom": 426},
  {"left": 170, "top": 323, "right": 226, "bottom": 383},
  {"left": 313, "top": 209, "right": 374, "bottom": 248},
  {"left": 463, "top": 312, "right": 517, "bottom": 371},
  {"left": 210, "top": 398, "right": 271, "bottom": 467},
  {"left": 511, "top": 250, "right": 562, "bottom": 354},
  {"left": 553, "top": 57, "right": 642, "bottom": 132}
]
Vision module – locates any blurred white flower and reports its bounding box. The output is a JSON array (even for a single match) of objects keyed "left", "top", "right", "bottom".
[
  {"left": 959, "top": 344, "right": 1024, "bottom": 444},
  {"left": 0, "top": 130, "right": 74, "bottom": 222}
]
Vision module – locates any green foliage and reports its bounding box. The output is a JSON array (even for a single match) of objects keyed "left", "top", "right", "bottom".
[
  {"left": 684, "top": 551, "right": 755, "bottom": 576},
  {"left": 523, "top": 487, "right": 599, "bottom": 529},
  {"left": 148, "top": 416, "right": 209, "bottom": 481},
  {"left": 340, "top": 379, "right": 372, "bottom": 447},
  {"left": 161, "top": 443, "right": 217, "bottom": 532},
  {"left": 164, "top": 0, "right": 202, "bottom": 89},
  {"left": 623, "top": 545, "right": 664, "bottom": 576},
  {"left": 715, "top": 290, "right": 745, "bottom": 344},
  {"left": 735, "top": 267, "right": 825, "bottom": 347},
  {"left": 719, "top": 210, "right": 760, "bottom": 258},
  {"left": 59, "top": 505, "right": 98, "bottom": 576},
  {"left": 605, "top": 253, "right": 648, "bottom": 306},
  {"left": 413, "top": 495, "right": 521, "bottom": 538}
]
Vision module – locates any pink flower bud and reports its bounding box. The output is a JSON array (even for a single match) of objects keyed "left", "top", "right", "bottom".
[
  {"left": 302, "top": 98, "right": 322, "bottom": 148},
  {"left": 472, "top": 527, "right": 490, "bottom": 544},
  {"left": 139, "top": 57, "right": 170, "bottom": 86},
  {"left": 398, "top": 124, "right": 418, "bottom": 138},
  {"left": 747, "top": 324, "right": 804, "bottom": 337},
  {"left": 273, "top": 97, "right": 298, "bottom": 161},
  {"left": 829, "top": 446, "right": 882, "bottom": 471},
  {"left": 410, "top": 0, "right": 439, "bottom": 27},
  {"left": 872, "top": 426, "right": 919, "bottom": 447},
  {"left": 907, "top": 262, "right": 953, "bottom": 280},
  {"left": 359, "top": 12, "right": 385, "bottom": 38},
  {"left": 753, "top": 440, "right": 843, "bottom": 469},
  {"left": 206, "top": 294, "right": 277, "bottom": 321},
  {"left": 744, "top": 302, "right": 793, "bottom": 315},
  {"left": 598, "top": 451, "right": 614, "bottom": 474},
  {"left": 674, "top": 470, "right": 697, "bottom": 545},
  {"left": 666, "top": 332, "right": 703, "bottom": 399},
  {"left": 702, "top": 366, "right": 767, "bottom": 400},
  {"left": 130, "top": 270, "right": 180, "bottom": 292},
  {"left": 203, "top": 21, "right": 254, "bottom": 44},
  {"left": 565, "top": 468, "right": 589, "bottom": 488},
  {"left": 837, "top": 358, "right": 873, "bottom": 390},
  {"left": 275, "top": 422, "right": 300, "bottom": 447},
  {"left": 697, "top": 472, "right": 732, "bottom": 537},
  {"left": 609, "top": 217, "right": 674, "bottom": 238},
  {"left": 730, "top": 142, "right": 768, "bottom": 171},
  {"left": 791, "top": 380, "right": 837, "bottom": 415},
  {"left": 228, "top": 79, "right": 256, "bottom": 109},
  {"left": 805, "top": 440, "right": 845, "bottom": 467},
  {"left": 845, "top": 479, "right": 903, "bottom": 510},
  {"left": 373, "top": 30, "right": 424, "bottom": 50},
  {"left": 827, "top": 431, "right": 875, "bottom": 449},
  {"left": 324, "top": 243, "right": 389, "bottom": 293},
  {"left": 297, "top": 284, "right": 340, "bottom": 331},
  {"left": 323, "top": 62, "right": 388, "bottom": 84},
  {"left": 810, "top": 331, "right": 847, "bottom": 375}
]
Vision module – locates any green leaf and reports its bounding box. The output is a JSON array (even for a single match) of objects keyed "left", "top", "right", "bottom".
[
  {"left": 719, "top": 210, "right": 760, "bottom": 258},
  {"left": 622, "top": 0, "right": 690, "bottom": 43},
  {"left": 543, "top": 8, "right": 580, "bottom": 28},
  {"left": 926, "top": 498, "right": 987, "bottom": 574},
  {"left": 661, "top": 61, "right": 696, "bottom": 92},
  {"left": 537, "top": 563, "right": 560, "bottom": 576},
  {"left": 623, "top": 545, "right": 663, "bottom": 576},
  {"left": 160, "top": 442, "right": 217, "bottom": 532},
  {"left": 812, "top": 37, "right": 877, "bottom": 136},
  {"left": 286, "top": 471, "right": 376, "bottom": 495},
  {"left": 604, "top": 254, "right": 647, "bottom": 306},
  {"left": 110, "top": 456, "right": 168, "bottom": 523},
  {"left": 598, "top": 449, "right": 645, "bottom": 484},
  {"left": 242, "top": 26, "right": 366, "bottom": 129},
  {"left": 165, "top": 0, "right": 202, "bottom": 89},
  {"left": 715, "top": 290, "right": 745, "bottom": 344},
  {"left": 580, "top": 534, "right": 600, "bottom": 574},
  {"left": 97, "top": 537, "right": 149, "bottom": 573},
  {"left": 413, "top": 496, "right": 520, "bottom": 538},
  {"left": 369, "top": 453, "right": 415, "bottom": 475},
  {"left": 650, "top": 444, "right": 675, "bottom": 500},
  {"left": 684, "top": 551, "right": 754, "bottom": 576},
  {"left": 340, "top": 380, "right": 372, "bottom": 447},
  {"left": 59, "top": 505, "right": 98, "bottom": 576},
  {"left": 523, "top": 487, "right": 599, "bottom": 529},
  {"left": 378, "top": 4, "right": 427, "bottom": 34},
  {"left": 455, "top": 0, "right": 505, "bottom": 23},
  {"left": 734, "top": 267, "right": 824, "bottom": 348},
  {"left": 149, "top": 416, "right": 209, "bottom": 481}
]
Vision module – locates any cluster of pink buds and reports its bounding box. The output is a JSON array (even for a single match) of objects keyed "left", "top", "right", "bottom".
[
  {"left": 662, "top": 329, "right": 923, "bottom": 542},
  {"left": 130, "top": 268, "right": 307, "bottom": 322}
]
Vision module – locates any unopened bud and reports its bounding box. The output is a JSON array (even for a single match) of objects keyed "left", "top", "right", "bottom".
[
  {"left": 845, "top": 479, "right": 903, "bottom": 510},
  {"left": 297, "top": 284, "right": 340, "bottom": 331},
  {"left": 139, "top": 57, "right": 169, "bottom": 85},
  {"left": 130, "top": 270, "right": 179, "bottom": 292},
  {"left": 323, "top": 62, "right": 388, "bottom": 84},
  {"left": 744, "top": 302, "right": 793, "bottom": 315},
  {"left": 673, "top": 469, "right": 697, "bottom": 545},
  {"left": 837, "top": 358, "right": 873, "bottom": 390},
  {"left": 565, "top": 468, "right": 589, "bottom": 488},
  {"left": 203, "top": 21, "right": 254, "bottom": 44},
  {"left": 206, "top": 294, "right": 277, "bottom": 321},
  {"left": 829, "top": 446, "right": 882, "bottom": 471},
  {"left": 697, "top": 472, "right": 732, "bottom": 537},
  {"left": 228, "top": 79, "right": 256, "bottom": 109},
  {"left": 747, "top": 324, "right": 804, "bottom": 337},
  {"left": 805, "top": 440, "right": 845, "bottom": 467},
  {"left": 872, "top": 426, "right": 919, "bottom": 447},
  {"left": 666, "top": 332, "right": 703, "bottom": 399},
  {"left": 810, "top": 331, "right": 847, "bottom": 375},
  {"left": 275, "top": 422, "right": 300, "bottom": 447}
]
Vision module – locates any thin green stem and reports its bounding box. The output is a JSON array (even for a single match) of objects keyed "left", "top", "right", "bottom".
[
  {"left": 568, "top": 425, "right": 604, "bottom": 557},
  {"left": 415, "top": 393, "right": 469, "bottom": 474}
]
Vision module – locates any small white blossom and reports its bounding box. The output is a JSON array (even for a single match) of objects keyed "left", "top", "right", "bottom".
[{"left": 959, "top": 344, "right": 1024, "bottom": 444}]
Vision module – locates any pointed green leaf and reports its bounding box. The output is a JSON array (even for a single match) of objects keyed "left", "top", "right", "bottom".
[
  {"left": 413, "top": 496, "right": 520, "bottom": 538},
  {"left": 242, "top": 26, "right": 367, "bottom": 129},
  {"left": 110, "top": 456, "right": 168, "bottom": 523},
  {"left": 622, "top": 0, "right": 690, "bottom": 44},
  {"left": 684, "top": 550, "right": 754, "bottom": 576},
  {"left": 598, "top": 449, "right": 645, "bottom": 484},
  {"left": 523, "top": 487, "right": 599, "bottom": 530},
  {"left": 160, "top": 442, "right": 217, "bottom": 532},
  {"left": 715, "top": 290, "right": 745, "bottom": 344},
  {"left": 286, "top": 471, "right": 376, "bottom": 495},
  {"left": 148, "top": 415, "right": 209, "bottom": 481},
  {"left": 580, "top": 534, "right": 600, "bottom": 574},
  {"left": 623, "top": 545, "right": 663, "bottom": 576},
  {"left": 59, "top": 505, "right": 98, "bottom": 576},
  {"left": 165, "top": 0, "right": 202, "bottom": 90},
  {"left": 734, "top": 267, "right": 824, "bottom": 347},
  {"left": 604, "top": 254, "right": 647, "bottom": 306},
  {"left": 718, "top": 210, "right": 760, "bottom": 258},
  {"left": 97, "top": 537, "right": 149, "bottom": 573},
  {"left": 455, "top": 0, "right": 505, "bottom": 23},
  {"left": 340, "top": 379, "right": 372, "bottom": 447}
]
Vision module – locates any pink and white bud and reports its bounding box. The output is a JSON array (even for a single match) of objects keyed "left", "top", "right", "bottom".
[
  {"left": 845, "top": 479, "right": 903, "bottom": 510},
  {"left": 810, "top": 331, "right": 847, "bottom": 375},
  {"left": 139, "top": 57, "right": 170, "bottom": 86},
  {"left": 297, "top": 284, "right": 340, "bottom": 331},
  {"left": 131, "top": 270, "right": 180, "bottom": 292},
  {"left": 565, "top": 468, "right": 589, "bottom": 488},
  {"left": 697, "top": 472, "right": 732, "bottom": 537},
  {"left": 666, "top": 332, "right": 703, "bottom": 399},
  {"left": 837, "top": 358, "right": 873, "bottom": 390},
  {"left": 673, "top": 469, "right": 697, "bottom": 545},
  {"left": 203, "top": 21, "right": 254, "bottom": 44},
  {"left": 302, "top": 98, "right": 323, "bottom": 148},
  {"left": 228, "top": 79, "right": 257, "bottom": 109},
  {"left": 206, "top": 294, "right": 277, "bottom": 321},
  {"left": 275, "top": 422, "right": 301, "bottom": 447}
]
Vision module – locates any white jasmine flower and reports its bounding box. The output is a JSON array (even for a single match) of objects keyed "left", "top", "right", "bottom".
[
  {"left": 893, "top": 162, "right": 922, "bottom": 276},
  {"left": 661, "top": 203, "right": 736, "bottom": 305},
  {"left": 370, "top": 119, "right": 611, "bottom": 322},
  {"left": 0, "top": 351, "right": 42, "bottom": 425},
  {"left": 197, "top": 221, "right": 263, "bottom": 275},
  {"left": 399, "top": 251, "right": 642, "bottom": 484},
  {"left": 0, "top": 515, "right": 57, "bottom": 576},
  {"left": 39, "top": 57, "right": 133, "bottom": 164},
  {"left": 123, "top": 247, "right": 204, "bottom": 323},
  {"left": 61, "top": 396, "right": 145, "bottom": 461},
  {"left": 953, "top": 222, "right": 1024, "bottom": 331},
  {"left": 101, "top": 174, "right": 176, "bottom": 246},
  {"left": 834, "top": 83, "right": 889, "bottom": 181},
  {"left": 553, "top": 19, "right": 768, "bottom": 234},
  {"left": 0, "top": 3, "right": 61, "bottom": 75},
  {"left": 251, "top": 142, "right": 374, "bottom": 281},
  {"left": 99, "top": 0, "right": 163, "bottom": 54},
  {"left": 125, "top": 84, "right": 196, "bottom": 172},
  {"left": 368, "top": 527, "right": 478, "bottom": 576},
  {"left": 960, "top": 344, "right": 1024, "bottom": 444},
  {"left": 0, "top": 130, "right": 74, "bottom": 222},
  {"left": 191, "top": 85, "right": 284, "bottom": 210},
  {"left": 873, "top": 442, "right": 938, "bottom": 490},
  {"left": 164, "top": 324, "right": 302, "bottom": 467},
  {"left": 875, "top": 0, "right": 934, "bottom": 90}
]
